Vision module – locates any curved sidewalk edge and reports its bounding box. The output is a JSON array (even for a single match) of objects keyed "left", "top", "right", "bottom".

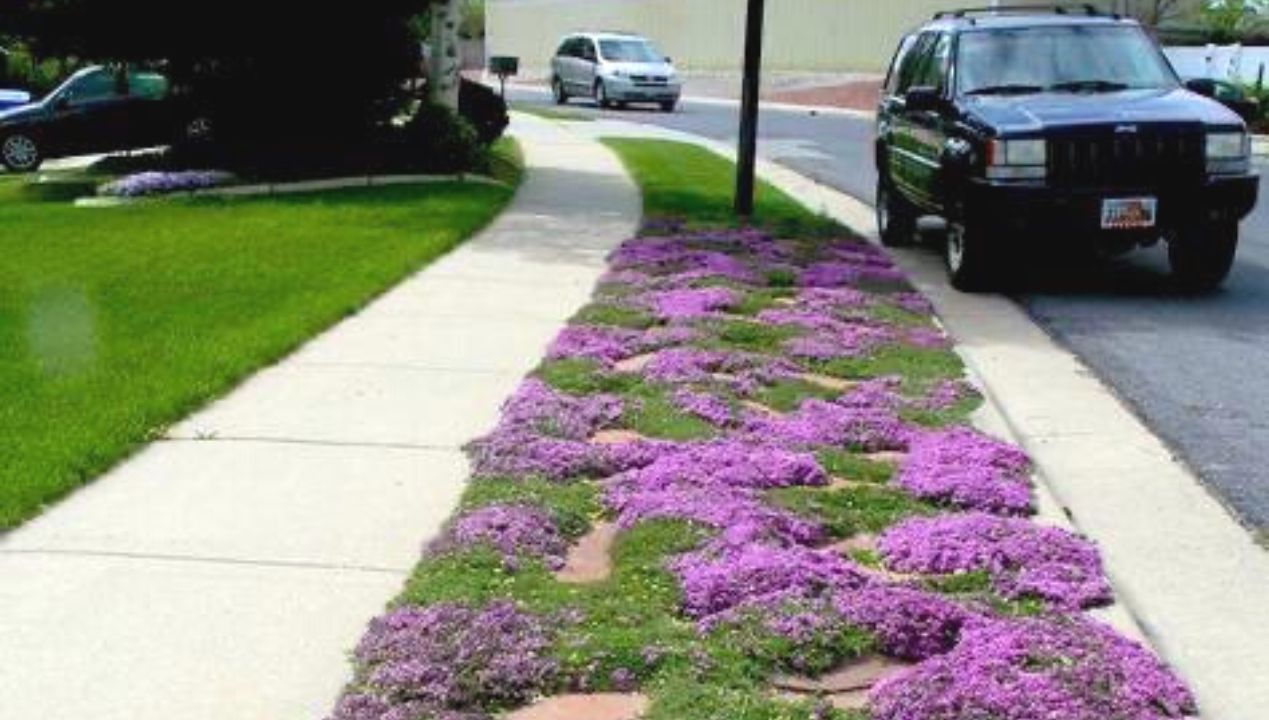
[
  {"left": 0, "top": 115, "right": 640, "bottom": 720},
  {"left": 567, "top": 116, "right": 1269, "bottom": 720}
]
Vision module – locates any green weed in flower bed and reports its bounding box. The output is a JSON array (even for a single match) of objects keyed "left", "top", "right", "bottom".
[
  {"left": 755, "top": 379, "right": 844, "bottom": 413},
  {"left": 704, "top": 318, "right": 803, "bottom": 353},
  {"left": 536, "top": 358, "right": 643, "bottom": 396},
  {"left": 817, "top": 449, "right": 897, "bottom": 485},
  {"left": 770, "top": 485, "right": 936, "bottom": 539},
  {"left": 573, "top": 302, "right": 657, "bottom": 329},
  {"left": 461, "top": 477, "right": 602, "bottom": 538},
  {"left": 624, "top": 386, "right": 718, "bottom": 441},
  {"left": 818, "top": 345, "right": 966, "bottom": 388}
]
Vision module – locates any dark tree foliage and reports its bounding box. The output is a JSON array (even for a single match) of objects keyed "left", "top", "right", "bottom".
[{"left": 0, "top": 0, "right": 427, "bottom": 148}]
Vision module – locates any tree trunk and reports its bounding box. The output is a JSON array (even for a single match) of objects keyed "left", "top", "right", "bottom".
[{"left": 429, "top": 0, "right": 462, "bottom": 109}]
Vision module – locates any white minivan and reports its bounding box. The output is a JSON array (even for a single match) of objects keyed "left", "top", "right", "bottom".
[{"left": 550, "top": 32, "right": 681, "bottom": 112}]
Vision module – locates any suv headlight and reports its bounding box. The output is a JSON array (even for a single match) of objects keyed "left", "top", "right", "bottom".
[
  {"left": 986, "top": 138, "right": 1047, "bottom": 180},
  {"left": 1207, "top": 130, "right": 1250, "bottom": 174}
]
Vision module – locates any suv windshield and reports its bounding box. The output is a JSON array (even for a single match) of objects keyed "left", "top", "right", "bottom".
[
  {"left": 957, "top": 25, "right": 1176, "bottom": 96},
  {"left": 599, "top": 39, "right": 663, "bottom": 63}
]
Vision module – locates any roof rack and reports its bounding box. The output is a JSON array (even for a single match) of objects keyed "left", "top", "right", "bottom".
[{"left": 933, "top": 4, "right": 1118, "bottom": 20}]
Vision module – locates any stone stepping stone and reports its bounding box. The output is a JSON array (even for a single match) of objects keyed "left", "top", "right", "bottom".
[
  {"left": 773, "top": 655, "right": 911, "bottom": 711},
  {"left": 865, "top": 450, "right": 906, "bottom": 465},
  {"left": 824, "top": 533, "right": 877, "bottom": 555},
  {"left": 613, "top": 354, "right": 654, "bottom": 373},
  {"left": 556, "top": 522, "right": 619, "bottom": 584},
  {"left": 741, "top": 400, "right": 783, "bottom": 417},
  {"left": 503, "top": 692, "right": 648, "bottom": 720},
  {"left": 799, "top": 373, "right": 855, "bottom": 392},
  {"left": 591, "top": 429, "right": 647, "bottom": 445}
]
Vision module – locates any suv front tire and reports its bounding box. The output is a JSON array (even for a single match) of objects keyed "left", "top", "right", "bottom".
[
  {"left": 1168, "top": 221, "right": 1238, "bottom": 292},
  {"left": 876, "top": 177, "right": 918, "bottom": 247},
  {"left": 945, "top": 221, "right": 1001, "bottom": 291}
]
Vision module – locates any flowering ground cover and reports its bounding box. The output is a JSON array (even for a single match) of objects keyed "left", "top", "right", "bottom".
[{"left": 328, "top": 139, "right": 1195, "bottom": 720}]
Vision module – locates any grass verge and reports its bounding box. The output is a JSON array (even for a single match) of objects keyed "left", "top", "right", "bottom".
[{"left": 0, "top": 141, "right": 521, "bottom": 528}]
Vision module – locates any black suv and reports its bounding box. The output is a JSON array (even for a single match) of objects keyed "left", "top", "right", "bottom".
[{"left": 875, "top": 5, "right": 1259, "bottom": 291}]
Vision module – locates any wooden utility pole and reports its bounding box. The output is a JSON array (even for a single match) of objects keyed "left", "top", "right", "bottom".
[{"left": 734, "top": 0, "right": 767, "bottom": 217}]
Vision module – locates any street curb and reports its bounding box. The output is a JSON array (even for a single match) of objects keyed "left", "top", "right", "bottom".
[
  {"left": 561, "top": 116, "right": 1269, "bottom": 720},
  {"left": 505, "top": 81, "right": 876, "bottom": 119}
]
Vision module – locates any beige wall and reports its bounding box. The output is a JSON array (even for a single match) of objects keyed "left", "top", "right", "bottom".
[{"left": 487, "top": 0, "right": 1074, "bottom": 75}]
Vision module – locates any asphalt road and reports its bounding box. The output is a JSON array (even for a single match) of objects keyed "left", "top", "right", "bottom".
[{"left": 510, "top": 87, "right": 1269, "bottom": 534}]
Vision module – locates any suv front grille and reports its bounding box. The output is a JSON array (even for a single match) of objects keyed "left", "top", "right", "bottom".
[{"left": 1047, "top": 129, "right": 1204, "bottom": 188}]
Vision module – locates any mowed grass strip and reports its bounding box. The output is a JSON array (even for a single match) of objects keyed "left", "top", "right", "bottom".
[
  {"left": 599, "top": 137, "right": 841, "bottom": 237},
  {"left": 0, "top": 144, "right": 519, "bottom": 528}
]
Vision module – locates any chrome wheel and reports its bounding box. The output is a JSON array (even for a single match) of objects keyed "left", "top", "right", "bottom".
[
  {"left": 185, "top": 117, "right": 214, "bottom": 142},
  {"left": 2, "top": 134, "right": 40, "bottom": 171},
  {"left": 552, "top": 77, "right": 567, "bottom": 105},
  {"left": 946, "top": 223, "right": 966, "bottom": 275},
  {"left": 595, "top": 81, "right": 609, "bottom": 108}
]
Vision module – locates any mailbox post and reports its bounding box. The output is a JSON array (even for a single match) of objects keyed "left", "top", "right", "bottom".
[
  {"left": 734, "top": 0, "right": 767, "bottom": 217},
  {"left": 488, "top": 56, "right": 520, "bottom": 99}
]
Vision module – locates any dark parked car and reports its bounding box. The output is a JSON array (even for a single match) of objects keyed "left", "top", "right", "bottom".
[
  {"left": 875, "top": 6, "right": 1258, "bottom": 292},
  {"left": 0, "top": 66, "right": 211, "bottom": 172}
]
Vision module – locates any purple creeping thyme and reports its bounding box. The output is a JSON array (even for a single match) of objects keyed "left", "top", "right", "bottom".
[
  {"left": 641, "top": 286, "right": 739, "bottom": 320},
  {"left": 331, "top": 602, "right": 557, "bottom": 719},
  {"left": 642, "top": 347, "right": 798, "bottom": 388},
  {"left": 547, "top": 325, "right": 644, "bottom": 366},
  {"left": 878, "top": 513, "right": 1111, "bottom": 610},
  {"left": 496, "top": 378, "right": 623, "bottom": 440},
  {"left": 607, "top": 484, "right": 824, "bottom": 548},
  {"left": 891, "top": 291, "right": 935, "bottom": 315},
  {"left": 428, "top": 504, "right": 568, "bottom": 570},
  {"left": 832, "top": 583, "right": 972, "bottom": 661},
  {"left": 611, "top": 440, "right": 828, "bottom": 492},
  {"left": 743, "top": 398, "right": 913, "bottom": 452},
  {"left": 671, "top": 543, "right": 870, "bottom": 621},
  {"left": 920, "top": 378, "right": 981, "bottom": 411},
  {"left": 869, "top": 615, "right": 1196, "bottom": 720},
  {"left": 895, "top": 428, "right": 1033, "bottom": 514},
  {"left": 671, "top": 388, "right": 738, "bottom": 427},
  {"left": 99, "top": 170, "right": 235, "bottom": 197}
]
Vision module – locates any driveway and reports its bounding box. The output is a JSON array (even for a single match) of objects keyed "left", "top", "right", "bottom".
[{"left": 509, "top": 86, "right": 1269, "bottom": 535}]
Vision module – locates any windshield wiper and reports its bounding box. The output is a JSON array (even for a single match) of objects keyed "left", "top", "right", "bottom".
[
  {"left": 964, "top": 83, "right": 1044, "bottom": 96},
  {"left": 1049, "top": 79, "right": 1130, "bottom": 93}
]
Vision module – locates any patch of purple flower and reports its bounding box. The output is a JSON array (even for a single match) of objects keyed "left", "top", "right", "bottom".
[
  {"left": 497, "top": 378, "right": 623, "bottom": 440},
  {"left": 671, "top": 388, "right": 738, "bottom": 427},
  {"left": 869, "top": 615, "right": 1196, "bottom": 720},
  {"left": 672, "top": 543, "right": 870, "bottom": 622},
  {"left": 642, "top": 286, "right": 739, "bottom": 320},
  {"left": 99, "top": 170, "right": 234, "bottom": 197},
  {"left": 428, "top": 504, "right": 568, "bottom": 570},
  {"left": 331, "top": 602, "right": 557, "bottom": 719},
  {"left": 894, "top": 428, "right": 1033, "bottom": 514},
  {"left": 547, "top": 326, "right": 643, "bottom": 366},
  {"left": 742, "top": 398, "right": 913, "bottom": 452},
  {"left": 833, "top": 583, "right": 972, "bottom": 661},
  {"left": 878, "top": 513, "right": 1112, "bottom": 610}
]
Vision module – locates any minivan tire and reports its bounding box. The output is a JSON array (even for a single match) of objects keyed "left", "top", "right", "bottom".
[
  {"left": 946, "top": 221, "right": 1000, "bottom": 292},
  {"left": 552, "top": 77, "right": 568, "bottom": 105},
  {"left": 1168, "top": 221, "right": 1238, "bottom": 293},
  {"left": 876, "top": 177, "right": 918, "bottom": 247},
  {"left": 660, "top": 100, "right": 677, "bottom": 112},
  {"left": 595, "top": 80, "right": 612, "bottom": 109},
  {"left": 1, "top": 132, "right": 42, "bottom": 173}
]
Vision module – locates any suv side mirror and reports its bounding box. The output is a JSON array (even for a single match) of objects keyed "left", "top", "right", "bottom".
[
  {"left": 904, "top": 85, "right": 944, "bottom": 112},
  {"left": 663, "top": 56, "right": 673, "bottom": 64},
  {"left": 1184, "top": 78, "right": 1216, "bottom": 98}
]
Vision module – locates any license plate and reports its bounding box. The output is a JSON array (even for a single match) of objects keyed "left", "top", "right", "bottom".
[{"left": 1101, "top": 197, "right": 1157, "bottom": 230}]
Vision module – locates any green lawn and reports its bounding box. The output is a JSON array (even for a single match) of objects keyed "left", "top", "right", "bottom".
[
  {"left": 0, "top": 145, "right": 519, "bottom": 528},
  {"left": 600, "top": 137, "right": 841, "bottom": 236}
]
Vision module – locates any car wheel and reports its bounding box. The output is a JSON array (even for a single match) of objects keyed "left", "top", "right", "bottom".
[
  {"left": 945, "top": 221, "right": 999, "bottom": 292},
  {"left": 184, "top": 116, "right": 214, "bottom": 143},
  {"left": 1, "top": 132, "right": 42, "bottom": 172},
  {"left": 876, "top": 178, "right": 917, "bottom": 247},
  {"left": 595, "top": 81, "right": 611, "bottom": 109},
  {"left": 1168, "top": 220, "right": 1238, "bottom": 293},
  {"left": 660, "top": 100, "right": 677, "bottom": 112},
  {"left": 552, "top": 77, "right": 568, "bottom": 105}
]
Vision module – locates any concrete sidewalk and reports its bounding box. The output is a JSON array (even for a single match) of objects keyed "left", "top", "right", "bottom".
[{"left": 0, "top": 116, "right": 639, "bottom": 720}]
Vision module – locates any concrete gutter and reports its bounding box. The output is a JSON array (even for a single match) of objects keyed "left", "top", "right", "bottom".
[{"left": 572, "top": 117, "right": 1269, "bottom": 720}]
